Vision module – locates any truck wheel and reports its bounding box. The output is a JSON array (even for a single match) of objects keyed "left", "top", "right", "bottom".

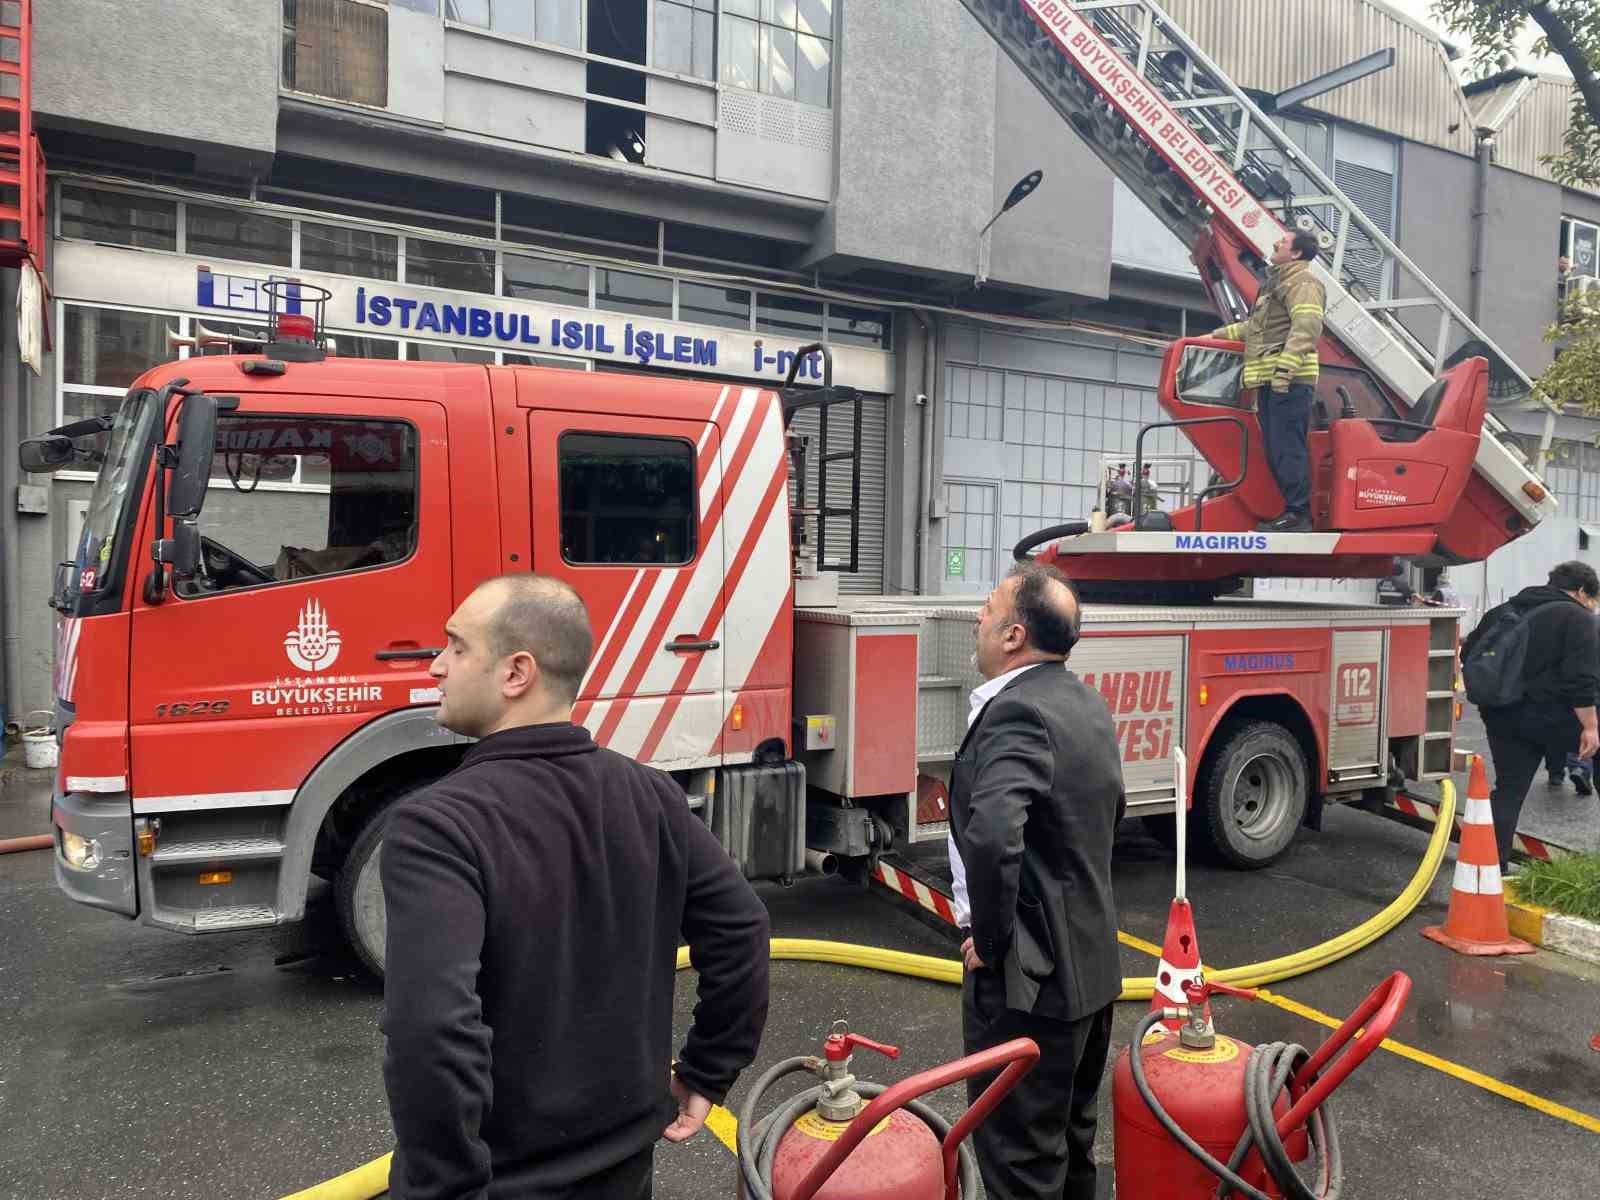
[
  {"left": 336, "top": 814, "right": 390, "bottom": 977},
  {"left": 1197, "top": 720, "right": 1308, "bottom": 869}
]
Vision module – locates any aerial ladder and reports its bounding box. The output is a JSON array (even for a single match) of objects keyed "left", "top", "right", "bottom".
[{"left": 958, "top": 0, "right": 1560, "bottom": 598}]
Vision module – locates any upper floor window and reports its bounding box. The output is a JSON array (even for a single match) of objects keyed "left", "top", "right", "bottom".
[
  {"left": 654, "top": 0, "right": 715, "bottom": 79},
  {"left": 722, "top": 0, "right": 833, "bottom": 108},
  {"left": 446, "top": 0, "right": 581, "bottom": 50}
]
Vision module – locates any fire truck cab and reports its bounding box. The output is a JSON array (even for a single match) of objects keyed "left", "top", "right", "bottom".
[{"left": 32, "top": 324, "right": 816, "bottom": 970}]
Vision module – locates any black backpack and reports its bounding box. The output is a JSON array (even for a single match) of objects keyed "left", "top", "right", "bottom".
[{"left": 1462, "top": 601, "right": 1564, "bottom": 708}]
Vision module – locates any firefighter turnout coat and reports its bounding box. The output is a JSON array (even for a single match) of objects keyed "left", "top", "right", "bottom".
[{"left": 1214, "top": 259, "right": 1327, "bottom": 391}]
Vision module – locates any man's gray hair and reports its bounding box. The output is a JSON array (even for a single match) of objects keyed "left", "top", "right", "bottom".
[{"left": 478, "top": 573, "right": 594, "bottom": 705}]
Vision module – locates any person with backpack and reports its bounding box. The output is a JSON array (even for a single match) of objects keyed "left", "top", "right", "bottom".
[{"left": 1460, "top": 561, "right": 1600, "bottom": 871}]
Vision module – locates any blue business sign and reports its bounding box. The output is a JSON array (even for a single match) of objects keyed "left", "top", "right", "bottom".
[
  {"left": 196, "top": 269, "right": 302, "bottom": 315},
  {"left": 194, "top": 267, "right": 829, "bottom": 381}
]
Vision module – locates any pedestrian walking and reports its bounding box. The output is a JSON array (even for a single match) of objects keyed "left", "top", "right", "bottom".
[
  {"left": 949, "top": 561, "right": 1126, "bottom": 1200},
  {"left": 1542, "top": 744, "right": 1594, "bottom": 795},
  {"left": 381, "top": 573, "right": 770, "bottom": 1200},
  {"left": 1212, "top": 228, "right": 1327, "bottom": 532},
  {"left": 1460, "top": 561, "right": 1600, "bottom": 871}
]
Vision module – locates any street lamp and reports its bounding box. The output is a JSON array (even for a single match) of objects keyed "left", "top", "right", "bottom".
[{"left": 976, "top": 169, "right": 1043, "bottom": 288}]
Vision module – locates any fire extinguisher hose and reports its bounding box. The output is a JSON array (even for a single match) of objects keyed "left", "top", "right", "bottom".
[
  {"left": 734, "top": 1057, "right": 981, "bottom": 1200},
  {"left": 1126, "top": 1010, "right": 1342, "bottom": 1200}
]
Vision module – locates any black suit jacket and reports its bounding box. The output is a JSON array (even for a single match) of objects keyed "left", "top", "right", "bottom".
[{"left": 950, "top": 662, "right": 1127, "bottom": 1021}]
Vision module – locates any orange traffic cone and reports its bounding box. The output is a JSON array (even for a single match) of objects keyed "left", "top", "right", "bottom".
[
  {"left": 1148, "top": 898, "right": 1207, "bottom": 1032},
  {"left": 1422, "top": 754, "right": 1534, "bottom": 957}
]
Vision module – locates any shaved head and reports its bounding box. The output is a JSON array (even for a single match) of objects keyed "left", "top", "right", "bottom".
[{"left": 477, "top": 574, "right": 594, "bottom": 705}]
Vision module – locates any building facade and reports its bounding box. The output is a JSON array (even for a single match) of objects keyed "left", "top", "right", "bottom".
[{"left": 1, "top": 0, "right": 1597, "bottom": 722}]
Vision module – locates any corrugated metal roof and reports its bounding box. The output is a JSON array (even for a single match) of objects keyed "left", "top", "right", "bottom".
[
  {"left": 1157, "top": 0, "right": 1477, "bottom": 155},
  {"left": 1491, "top": 75, "right": 1586, "bottom": 188},
  {"left": 1153, "top": 1, "right": 1594, "bottom": 196}
]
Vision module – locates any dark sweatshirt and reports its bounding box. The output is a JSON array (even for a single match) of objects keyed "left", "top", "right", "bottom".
[
  {"left": 1461, "top": 585, "right": 1600, "bottom": 708},
  {"left": 380, "top": 722, "right": 770, "bottom": 1200}
]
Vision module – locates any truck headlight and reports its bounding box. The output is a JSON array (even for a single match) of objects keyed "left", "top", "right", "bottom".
[{"left": 61, "top": 831, "right": 102, "bottom": 871}]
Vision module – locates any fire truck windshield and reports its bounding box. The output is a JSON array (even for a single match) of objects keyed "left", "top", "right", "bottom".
[{"left": 70, "top": 388, "right": 159, "bottom": 606}]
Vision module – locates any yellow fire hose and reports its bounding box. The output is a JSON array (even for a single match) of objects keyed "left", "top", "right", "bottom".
[{"left": 280, "top": 781, "right": 1455, "bottom": 1200}]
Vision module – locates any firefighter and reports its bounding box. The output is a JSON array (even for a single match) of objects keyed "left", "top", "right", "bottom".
[
  {"left": 1213, "top": 228, "right": 1327, "bottom": 533},
  {"left": 380, "top": 573, "right": 770, "bottom": 1200}
]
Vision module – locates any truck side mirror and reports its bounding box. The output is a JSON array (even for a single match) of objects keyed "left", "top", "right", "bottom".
[
  {"left": 166, "top": 520, "right": 202, "bottom": 580},
  {"left": 18, "top": 436, "right": 74, "bottom": 473},
  {"left": 168, "top": 395, "right": 224, "bottom": 519}
]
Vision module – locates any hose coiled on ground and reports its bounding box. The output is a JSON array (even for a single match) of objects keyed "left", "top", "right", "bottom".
[
  {"left": 1126, "top": 1010, "right": 1342, "bottom": 1200},
  {"left": 734, "top": 1057, "right": 980, "bottom": 1200}
]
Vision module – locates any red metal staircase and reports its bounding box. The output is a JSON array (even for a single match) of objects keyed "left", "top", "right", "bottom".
[{"left": 0, "top": 0, "right": 44, "bottom": 271}]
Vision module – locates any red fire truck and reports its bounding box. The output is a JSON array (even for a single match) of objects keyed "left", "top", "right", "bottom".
[{"left": 22, "top": 0, "right": 1550, "bottom": 973}]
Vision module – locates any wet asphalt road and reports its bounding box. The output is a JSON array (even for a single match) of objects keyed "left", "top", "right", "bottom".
[{"left": 2, "top": 739, "right": 1598, "bottom": 1199}]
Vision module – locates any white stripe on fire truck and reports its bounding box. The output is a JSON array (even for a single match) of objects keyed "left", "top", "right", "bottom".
[
  {"left": 640, "top": 398, "right": 791, "bottom": 762},
  {"left": 598, "top": 388, "right": 760, "bottom": 711},
  {"left": 132, "top": 789, "right": 297, "bottom": 814},
  {"left": 600, "top": 390, "right": 767, "bottom": 751},
  {"left": 697, "top": 386, "right": 730, "bottom": 453},
  {"left": 581, "top": 569, "right": 646, "bottom": 694}
]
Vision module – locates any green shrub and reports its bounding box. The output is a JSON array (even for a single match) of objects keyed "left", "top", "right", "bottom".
[{"left": 1510, "top": 853, "right": 1600, "bottom": 923}]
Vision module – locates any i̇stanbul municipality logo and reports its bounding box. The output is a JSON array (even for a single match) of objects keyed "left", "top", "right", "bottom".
[{"left": 285, "top": 599, "right": 342, "bottom": 673}]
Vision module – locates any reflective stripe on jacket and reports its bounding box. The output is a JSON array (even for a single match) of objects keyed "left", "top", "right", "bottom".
[{"left": 1214, "top": 259, "right": 1326, "bottom": 389}]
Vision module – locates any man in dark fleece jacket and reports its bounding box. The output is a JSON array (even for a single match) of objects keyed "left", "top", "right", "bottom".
[
  {"left": 1461, "top": 560, "right": 1600, "bottom": 870},
  {"left": 381, "top": 573, "right": 770, "bottom": 1200}
]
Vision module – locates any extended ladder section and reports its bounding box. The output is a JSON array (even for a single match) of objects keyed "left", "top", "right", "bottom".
[
  {"left": 0, "top": 0, "right": 43, "bottom": 271},
  {"left": 958, "top": 0, "right": 1556, "bottom": 530}
]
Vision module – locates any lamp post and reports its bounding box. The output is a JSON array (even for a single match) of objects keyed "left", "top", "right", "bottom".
[{"left": 976, "top": 169, "right": 1043, "bottom": 288}]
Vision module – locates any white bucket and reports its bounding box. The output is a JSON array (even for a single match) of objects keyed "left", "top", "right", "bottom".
[{"left": 21, "top": 710, "right": 58, "bottom": 771}]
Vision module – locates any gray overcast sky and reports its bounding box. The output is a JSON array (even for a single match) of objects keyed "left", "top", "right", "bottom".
[{"left": 1379, "top": 0, "right": 1573, "bottom": 76}]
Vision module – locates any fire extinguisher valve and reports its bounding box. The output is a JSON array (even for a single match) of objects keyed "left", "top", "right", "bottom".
[
  {"left": 815, "top": 1022, "right": 901, "bottom": 1122},
  {"left": 1177, "top": 979, "right": 1259, "bottom": 1049}
]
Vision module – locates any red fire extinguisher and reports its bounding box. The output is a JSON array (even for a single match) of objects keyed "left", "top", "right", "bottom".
[
  {"left": 736, "top": 1021, "right": 1039, "bottom": 1200},
  {"left": 1113, "top": 971, "right": 1411, "bottom": 1199}
]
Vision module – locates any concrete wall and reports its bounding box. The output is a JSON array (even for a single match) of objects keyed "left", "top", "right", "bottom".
[
  {"left": 34, "top": 0, "right": 278, "bottom": 174},
  {"left": 986, "top": 53, "right": 1112, "bottom": 299},
  {"left": 1481, "top": 163, "right": 1564, "bottom": 373},
  {"left": 819, "top": 0, "right": 1107, "bottom": 296},
  {"left": 1397, "top": 139, "right": 1567, "bottom": 379},
  {"left": 821, "top": 0, "right": 995, "bottom": 279}
]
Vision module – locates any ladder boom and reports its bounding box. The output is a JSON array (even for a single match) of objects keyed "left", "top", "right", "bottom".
[{"left": 960, "top": 0, "right": 1556, "bottom": 531}]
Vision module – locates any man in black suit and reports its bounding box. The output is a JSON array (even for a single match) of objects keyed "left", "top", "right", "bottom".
[{"left": 951, "top": 561, "right": 1126, "bottom": 1200}]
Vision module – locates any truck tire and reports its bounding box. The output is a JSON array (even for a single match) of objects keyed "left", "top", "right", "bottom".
[
  {"left": 1196, "top": 720, "right": 1308, "bottom": 869},
  {"left": 336, "top": 813, "right": 391, "bottom": 977}
]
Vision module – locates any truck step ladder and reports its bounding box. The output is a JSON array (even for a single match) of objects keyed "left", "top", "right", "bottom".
[{"left": 957, "top": 0, "right": 1555, "bottom": 525}]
